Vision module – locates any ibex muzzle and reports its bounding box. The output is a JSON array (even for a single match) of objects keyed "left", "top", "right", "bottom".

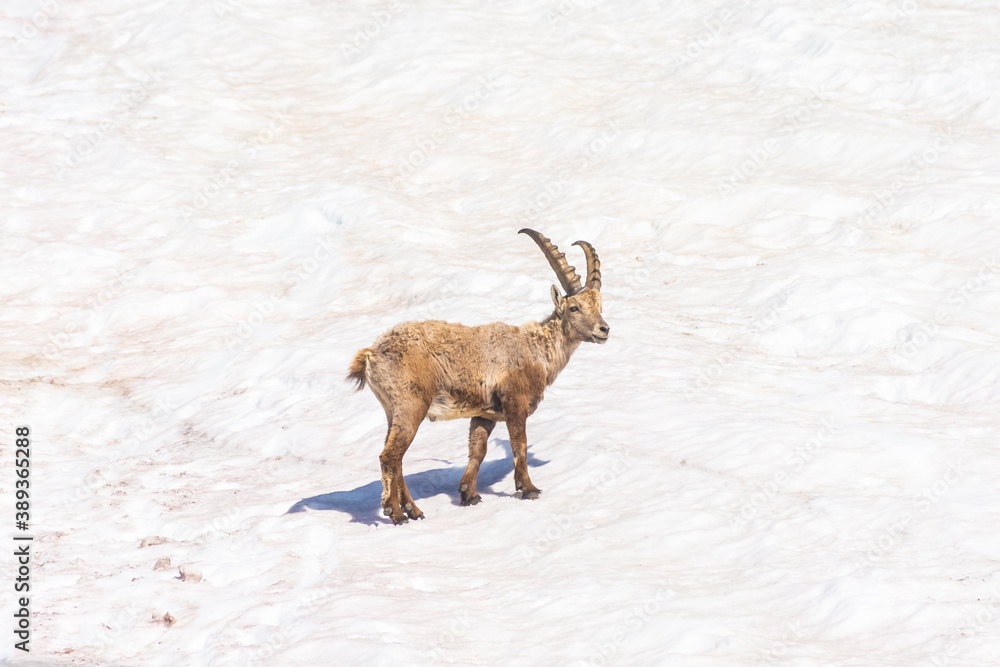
[{"left": 348, "top": 229, "right": 607, "bottom": 524}]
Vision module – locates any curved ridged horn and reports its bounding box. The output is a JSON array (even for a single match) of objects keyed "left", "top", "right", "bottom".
[
  {"left": 519, "top": 228, "right": 584, "bottom": 295},
  {"left": 572, "top": 240, "right": 601, "bottom": 292}
]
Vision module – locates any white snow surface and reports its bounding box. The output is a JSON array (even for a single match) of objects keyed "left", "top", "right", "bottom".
[{"left": 3, "top": 0, "right": 1000, "bottom": 665}]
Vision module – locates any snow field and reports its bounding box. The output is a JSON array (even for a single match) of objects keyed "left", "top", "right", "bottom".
[{"left": 2, "top": 0, "right": 1000, "bottom": 665}]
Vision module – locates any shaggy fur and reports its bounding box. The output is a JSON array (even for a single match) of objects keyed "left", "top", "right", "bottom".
[{"left": 348, "top": 230, "right": 609, "bottom": 524}]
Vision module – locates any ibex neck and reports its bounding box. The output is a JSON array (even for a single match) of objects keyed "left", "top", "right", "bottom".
[{"left": 539, "top": 314, "right": 581, "bottom": 386}]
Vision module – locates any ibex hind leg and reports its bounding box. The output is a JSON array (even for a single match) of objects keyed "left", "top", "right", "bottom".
[
  {"left": 460, "top": 417, "right": 495, "bottom": 506},
  {"left": 378, "top": 406, "right": 426, "bottom": 524},
  {"left": 398, "top": 471, "right": 423, "bottom": 521}
]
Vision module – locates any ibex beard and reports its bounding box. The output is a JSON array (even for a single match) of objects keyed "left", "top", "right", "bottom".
[{"left": 348, "top": 229, "right": 609, "bottom": 524}]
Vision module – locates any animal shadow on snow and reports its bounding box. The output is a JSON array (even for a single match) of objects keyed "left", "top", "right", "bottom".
[{"left": 287, "top": 440, "right": 549, "bottom": 524}]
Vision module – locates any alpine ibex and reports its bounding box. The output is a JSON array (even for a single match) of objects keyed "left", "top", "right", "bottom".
[{"left": 348, "top": 229, "right": 608, "bottom": 524}]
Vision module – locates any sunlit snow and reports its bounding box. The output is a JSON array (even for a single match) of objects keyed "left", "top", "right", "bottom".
[{"left": 3, "top": 0, "right": 1000, "bottom": 665}]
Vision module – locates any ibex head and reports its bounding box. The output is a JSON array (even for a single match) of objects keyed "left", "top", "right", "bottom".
[{"left": 519, "top": 228, "right": 610, "bottom": 344}]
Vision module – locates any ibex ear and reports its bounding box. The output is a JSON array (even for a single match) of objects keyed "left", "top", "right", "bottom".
[{"left": 550, "top": 284, "right": 564, "bottom": 314}]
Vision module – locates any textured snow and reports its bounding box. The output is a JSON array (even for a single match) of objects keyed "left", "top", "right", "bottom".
[{"left": 3, "top": 0, "right": 1000, "bottom": 665}]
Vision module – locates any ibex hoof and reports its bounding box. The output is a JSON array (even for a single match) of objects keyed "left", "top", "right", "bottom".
[
  {"left": 384, "top": 505, "right": 410, "bottom": 524},
  {"left": 461, "top": 494, "right": 482, "bottom": 506},
  {"left": 516, "top": 489, "right": 541, "bottom": 500}
]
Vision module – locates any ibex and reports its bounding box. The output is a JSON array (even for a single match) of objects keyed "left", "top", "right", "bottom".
[{"left": 348, "top": 229, "right": 609, "bottom": 524}]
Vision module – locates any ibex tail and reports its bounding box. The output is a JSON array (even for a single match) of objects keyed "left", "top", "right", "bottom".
[{"left": 347, "top": 349, "right": 371, "bottom": 391}]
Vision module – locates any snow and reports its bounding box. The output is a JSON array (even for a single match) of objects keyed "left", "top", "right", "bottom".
[{"left": 3, "top": 0, "right": 1000, "bottom": 664}]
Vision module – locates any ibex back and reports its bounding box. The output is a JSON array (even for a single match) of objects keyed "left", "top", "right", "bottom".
[{"left": 348, "top": 229, "right": 609, "bottom": 524}]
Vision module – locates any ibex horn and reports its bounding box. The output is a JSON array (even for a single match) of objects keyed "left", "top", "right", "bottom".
[
  {"left": 572, "top": 240, "right": 601, "bottom": 293},
  {"left": 519, "top": 228, "right": 584, "bottom": 295}
]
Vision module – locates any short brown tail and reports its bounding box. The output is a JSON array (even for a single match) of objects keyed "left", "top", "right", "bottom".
[{"left": 347, "top": 349, "right": 370, "bottom": 391}]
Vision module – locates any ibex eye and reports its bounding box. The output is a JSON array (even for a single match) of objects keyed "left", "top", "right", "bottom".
[{"left": 569, "top": 306, "right": 579, "bottom": 312}]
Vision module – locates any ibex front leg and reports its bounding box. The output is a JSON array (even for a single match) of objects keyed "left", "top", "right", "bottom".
[
  {"left": 460, "top": 417, "right": 495, "bottom": 506},
  {"left": 502, "top": 398, "right": 542, "bottom": 500}
]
